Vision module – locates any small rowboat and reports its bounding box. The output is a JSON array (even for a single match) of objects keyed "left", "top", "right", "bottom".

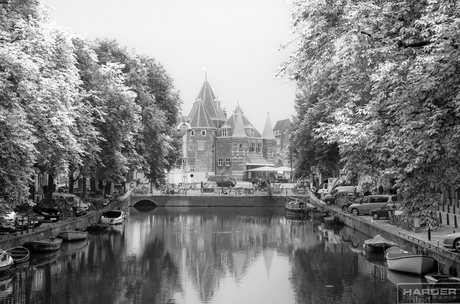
[
  {"left": 100, "top": 210, "right": 125, "bottom": 225},
  {"left": 23, "top": 237, "right": 63, "bottom": 253},
  {"left": 364, "top": 235, "right": 398, "bottom": 253},
  {"left": 58, "top": 230, "right": 88, "bottom": 241},
  {"left": 0, "top": 250, "right": 13, "bottom": 273},
  {"left": 5, "top": 246, "right": 30, "bottom": 264},
  {"left": 385, "top": 246, "right": 436, "bottom": 275}
]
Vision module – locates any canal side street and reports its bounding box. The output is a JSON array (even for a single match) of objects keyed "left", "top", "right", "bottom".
[
  {"left": 0, "top": 190, "right": 132, "bottom": 249},
  {"left": 306, "top": 190, "right": 460, "bottom": 277}
]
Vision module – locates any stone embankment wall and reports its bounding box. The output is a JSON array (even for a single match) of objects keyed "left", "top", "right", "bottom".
[
  {"left": 306, "top": 190, "right": 460, "bottom": 276},
  {"left": 0, "top": 190, "right": 133, "bottom": 249}
]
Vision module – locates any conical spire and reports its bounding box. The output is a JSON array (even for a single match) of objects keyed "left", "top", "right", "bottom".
[
  {"left": 232, "top": 110, "right": 247, "bottom": 138},
  {"left": 262, "top": 112, "right": 276, "bottom": 140},
  {"left": 188, "top": 97, "right": 216, "bottom": 129}
]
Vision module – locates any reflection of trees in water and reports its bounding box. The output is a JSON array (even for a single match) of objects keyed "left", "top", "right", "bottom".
[{"left": 289, "top": 237, "right": 395, "bottom": 303}]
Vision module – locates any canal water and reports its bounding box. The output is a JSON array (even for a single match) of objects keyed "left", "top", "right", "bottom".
[{"left": 0, "top": 205, "right": 433, "bottom": 304}]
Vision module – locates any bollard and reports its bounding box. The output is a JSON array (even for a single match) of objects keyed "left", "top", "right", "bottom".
[
  {"left": 447, "top": 214, "right": 450, "bottom": 226},
  {"left": 455, "top": 215, "right": 458, "bottom": 229},
  {"left": 439, "top": 211, "right": 443, "bottom": 224},
  {"left": 428, "top": 227, "right": 431, "bottom": 241}
]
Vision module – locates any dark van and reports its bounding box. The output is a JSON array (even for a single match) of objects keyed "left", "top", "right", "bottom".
[{"left": 207, "top": 175, "right": 237, "bottom": 188}]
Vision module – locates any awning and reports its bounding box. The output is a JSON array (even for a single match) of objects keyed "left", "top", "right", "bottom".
[
  {"left": 246, "top": 166, "right": 279, "bottom": 172},
  {"left": 245, "top": 157, "right": 274, "bottom": 167},
  {"left": 274, "top": 166, "right": 293, "bottom": 172}
]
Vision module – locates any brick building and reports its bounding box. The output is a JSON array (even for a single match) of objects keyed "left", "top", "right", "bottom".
[{"left": 183, "top": 77, "right": 280, "bottom": 181}]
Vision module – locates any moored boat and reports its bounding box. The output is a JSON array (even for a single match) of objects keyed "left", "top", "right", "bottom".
[
  {"left": 364, "top": 235, "right": 398, "bottom": 253},
  {"left": 58, "top": 230, "right": 88, "bottom": 241},
  {"left": 284, "top": 198, "right": 316, "bottom": 216},
  {"left": 385, "top": 246, "right": 436, "bottom": 275},
  {"left": 23, "top": 237, "right": 63, "bottom": 253},
  {"left": 5, "top": 246, "right": 30, "bottom": 264},
  {"left": 425, "top": 273, "right": 460, "bottom": 285},
  {"left": 100, "top": 210, "right": 125, "bottom": 225},
  {"left": 0, "top": 250, "right": 14, "bottom": 273}
]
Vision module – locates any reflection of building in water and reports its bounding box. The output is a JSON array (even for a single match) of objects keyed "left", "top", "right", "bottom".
[{"left": 148, "top": 214, "right": 322, "bottom": 303}]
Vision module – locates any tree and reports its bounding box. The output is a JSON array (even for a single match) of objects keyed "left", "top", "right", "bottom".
[
  {"left": 281, "top": 0, "right": 460, "bottom": 214},
  {"left": 0, "top": 0, "right": 83, "bottom": 203}
]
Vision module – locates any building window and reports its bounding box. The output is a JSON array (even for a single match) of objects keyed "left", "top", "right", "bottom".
[
  {"left": 250, "top": 129, "right": 254, "bottom": 137},
  {"left": 222, "top": 129, "right": 227, "bottom": 137},
  {"left": 232, "top": 142, "right": 238, "bottom": 151},
  {"left": 201, "top": 130, "right": 206, "bottom": 136},
  {"left": 190, "top": 130, "right": 195, "bottom": 136},
  {"left": 225, "top": 158, "right": 231, "bottom": 166},
  {"left": 257, "top": 142, "right": 262, "bottom": 153},
  {"left": 218, "top": 158, "right": 223, "bottom": 166},
  {"left": 250, "top": 142, "right": 255, "bottom": 152},
  {"left": 198, "top": 141, "right": 204, "bottom": 150}
]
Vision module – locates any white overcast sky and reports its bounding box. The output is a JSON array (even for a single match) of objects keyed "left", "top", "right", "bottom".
[{"left": 43, "top": 0, "right": 298, "bottom": 132}]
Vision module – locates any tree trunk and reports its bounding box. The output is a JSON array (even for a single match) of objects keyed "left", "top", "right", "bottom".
[{"left": 46, "top": 174, "right": 54, "bottom": 204}]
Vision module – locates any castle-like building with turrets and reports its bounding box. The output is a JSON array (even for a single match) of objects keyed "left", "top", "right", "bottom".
[{"left": 180, "top": 76, "right": 292, "bottom": 181}]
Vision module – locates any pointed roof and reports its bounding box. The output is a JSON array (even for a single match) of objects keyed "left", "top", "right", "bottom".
[
  {"left": 188, "top": 97, "right": 216, "bottom": 129},
  {"left": 218, "top": 104, "right": 261, "bottom": 137},
  {"left": 262, "top": 113, "right": 276, "bottom": 140},
  {"left": 273, "top": 118, "right": 292, "bottom": 134},
  {"left": 197, "top": 78, "right": 226, "bottom": 122},
  {"left": 232, "top": 110, "right": 247, "bottom": 138}
]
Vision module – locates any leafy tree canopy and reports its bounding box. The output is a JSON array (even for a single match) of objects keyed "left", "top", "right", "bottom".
[{"left": 281, "top": 0, "right": 460, "bottom": 207}]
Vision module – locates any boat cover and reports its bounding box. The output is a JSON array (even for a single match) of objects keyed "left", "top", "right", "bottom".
[{"left": 364, "top": 235, "right": 397, "bottom": 248}]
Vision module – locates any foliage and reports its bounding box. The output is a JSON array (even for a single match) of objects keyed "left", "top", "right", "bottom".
[
  {"left": 0, "top": 1, "right": 182, "bottom": 201},
  {"left": 281, "top": 0, "right": 460, "bottom": 217}
]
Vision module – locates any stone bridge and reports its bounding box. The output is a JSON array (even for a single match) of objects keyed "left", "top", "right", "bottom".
[{"left": 129, "top": 194, "right": 307, "bottom": 208}]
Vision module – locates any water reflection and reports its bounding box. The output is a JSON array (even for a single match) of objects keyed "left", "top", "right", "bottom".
[{"left": 0, "top": 207, "right": 414, "bottom": 303}]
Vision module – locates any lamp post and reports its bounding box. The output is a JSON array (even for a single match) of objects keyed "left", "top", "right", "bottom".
[
  {"left": 221, "top": 170, "right": 224, "bottom": 195},
  {"left": 176, "top": 121, "right": 191, "bottom": 187}
]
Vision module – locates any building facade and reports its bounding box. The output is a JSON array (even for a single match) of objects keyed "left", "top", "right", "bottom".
[{"left": 183, "top": 77, "right": 282, "bottom": 181}]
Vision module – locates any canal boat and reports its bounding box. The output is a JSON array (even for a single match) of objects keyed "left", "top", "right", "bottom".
[
  {"left": 23, "top": 237, "right": 63, "bottom": 253},
  {"left": 425, "top": 273, "right": 460, "bottom": 285},
  {"left": 385, "top": 246, "right": 436, "bottom": 275},
  {"left": 0, "top": 250, "right": 14, "bottom": 273},
  {"left": 58, "top": 229, "right": 88, "bottom": 241},
  {"left": 284, "top": 198, "right": 316, "bottom": 217},
  {"left": 364, "top": 235, "right": 398, "bottom": 253},
  {"left": 100, "top": 210, "right": 125, "bottom": 225},
  {"left": 5, "top": 246, "right": 30, "bottom": 264}
]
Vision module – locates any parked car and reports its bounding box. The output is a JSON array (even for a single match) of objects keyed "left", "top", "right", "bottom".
[
  {"left": 15, "top": 213, "right": 44, "bottom": 229},
  {"left": 443, "top": 232, "right": 460, "bottom": 252},
  {"left": 33, "top": 200, "right": 60, "bottom": 222},
  {"left": 348, "top": 195, "right": 399, "bottom": 216},
  {"left": 324, "top": 186, "right": 357, "bottom": 205},
  {"left": 369, "top": 202, "right": 402, "bottom": 220},
  {"left": 0, "top": 204, "right": 16, "bottom": 224},
  {"left": 53, "top": 193, "right": 89, "bottom": 216},
  {"left": 335, "top": 191, "right": 359, "bottom": 211},
  {"left": 207, "top": 175, "right": 236, "bottom": 188}
]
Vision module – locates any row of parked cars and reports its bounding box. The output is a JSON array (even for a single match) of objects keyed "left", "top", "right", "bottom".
[
  {"left": 323, "top": 186, "right": 401, "bottom": 220},
  {"left": 0, "top": 191, "right": 112, "bottom": 232}
]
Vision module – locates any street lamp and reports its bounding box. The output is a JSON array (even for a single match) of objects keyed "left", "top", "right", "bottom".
[{"left": 221, "top": 170, "right": 224, "bottom": 195}]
